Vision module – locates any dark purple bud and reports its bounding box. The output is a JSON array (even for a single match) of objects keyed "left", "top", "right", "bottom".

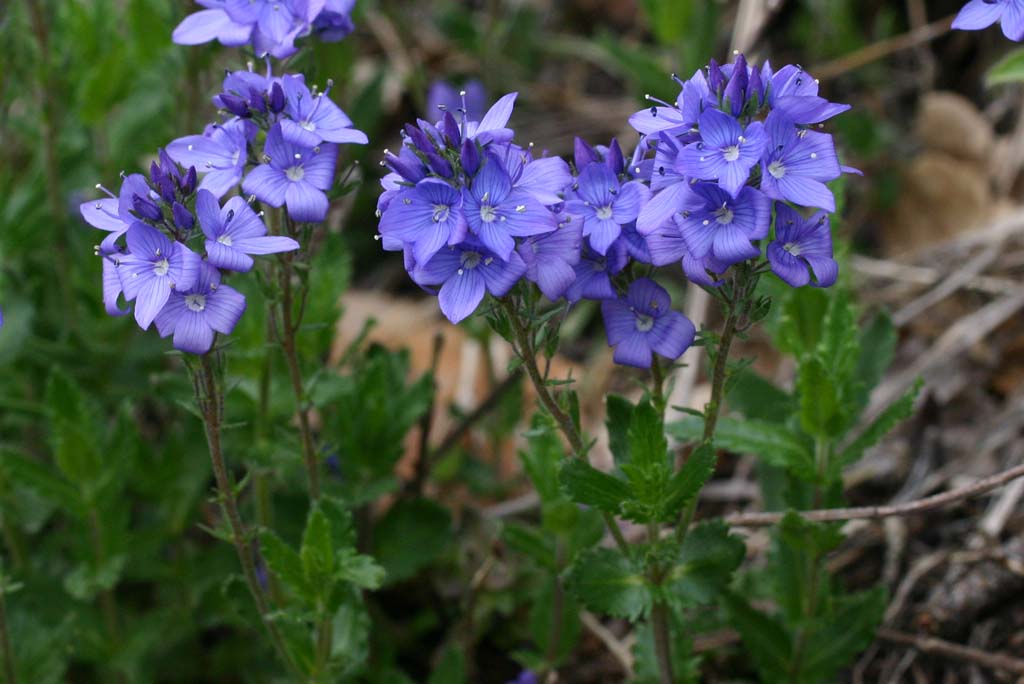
[
  {"left": 149, "top": 160, "right": 165, "bottom": 187},
  {"left": 220, "top": 93, "right": 251, "bottom": 118},
  {"left": 460, "top": 138, "right": 480, "bottom": 176},
  {"left": 132, "top": 194, "right": 163, "bottom": 221},
  {"left": 724, "top": 54, "right": 748, "bottom": 116},
  {"left": 425, "top": 150, "right": 453, "bottom": 177},
  {"left": 383, "top": 152, "right": 426, "bottom": 183},
  {"left": 574, "top": 137, "right": 597, "bottom": 169},
  {"left": 248, "top": 87, "right": 267, "bottom": 113},
  {"left": 606, "top": 139, "right": 625, "bottom": 175},
  {"left": 159, "top": 148, "right": 181, "bottom": 181},
  {"left": 156, "top": 175, "right": 177, "bottom": 203},
  {"left": 441, "top": 111, "right": 461, "bottom": 146},
  {"left": 708, "top": 59, "right": 726, "bottom": 94},
  {"left": 179, "top": 166, "right": 197, "bottom": 195},
  {"left": 747, "top": 66, "right": 764, "bottom": 108},
  {"left": 404, "top": 123, "right": 435, "bottom": 156},
  {"left": 172, "top": 202, "right": 194, "bottom": 230},
  {"left": 269, "top": 82, "right": 286, "bottom": 114}
]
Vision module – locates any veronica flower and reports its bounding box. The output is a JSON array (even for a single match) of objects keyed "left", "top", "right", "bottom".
[
  {"left": 953, "top": 0, "right": 1024, "bottom": 40},
  {"left": 464, "top": 157, "right": 557, "bottom": 260},
  {"left": 517, "top": 219, "right": 582, "bottom": 301},
  {"left": 117, "top": 223, "right": 202, "bottom": 330},
  {"left": 154, "top": 263, "right": 247, "bottom": 354},
  {"left": 378, "top": 180, "right": 468, "bottom": 265},
  {"left": 643, "top": 217, "right": 728, "bottom": 287},
  {"left": 79, "top": 173, "right": 152, "bottom": 252},
  {"left": 677, "top": 183, "right": 770, "bottom": 266},
  {"left": 680, "top": 108, "right": 766, "bottom": 197},
  {"left": 100, "top": 248, "right": 131, "bottom": 316},
  {"left": 463, "top": 92, "right": 518, "bottom": 145},
  {"left": 172, "top": 0, "right": 253, "bottom": 48},
  {"left": 600, "top": 278, "right": 695, "bottom": 368},
  {"left": 411, "top": 238, "right": 527, "bottom": 324},
  {"left": 767, "top": 203, "right": 838, "bottom": 288},
  {"left": 628, "top": 70, "right": 710, "bottom": 139},
  {"left": 196, "top": 190, "right": 299, "bottom": 272},
  {"left": 763, "top": 63, "right": 851, "bottom": 125},
  {"left": 566, "top": 240, "right": 628, "bottom": 302},
  {"left": 280, "top": 75, "right": 368, "bottom": 148},
  {"left": 242, "top": 124, "right": 338, "bottom": 223},
  {"left": 493, "top": 144, "right": 572, "bottom": 205},
  {"left": 565, "top": 163, "right": 651, "bottom": 255},
  {"left": 167, "top": 119, "right": 255, "bottom": 198},
  {"left": 221, "top": 0, "right": 317, "bottom": 59},
  {"left": 759, "top": 113, "right": 842, "bottom": 212},
  {"left": 312, "top": 0, "right": 356, "bottom": 41},
  {"left": 426, "top": 80, "right": 488, "bottom": 121}
]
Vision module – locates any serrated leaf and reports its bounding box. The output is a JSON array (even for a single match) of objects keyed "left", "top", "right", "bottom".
[
  {"left": 665, "top": 521, "right": 744, "bottom": 605},
  {"left": 988, "top": 46, "right": 1024, "bottom": 86},
  {"left": 558, "top": 459, "right": 631, "bottom": 514},
  {"left": 853, "top": 311, "right": 897, "bottom": 408},
  {"left": 628, "top": 399, "right": 668, "bottom": 471},
  {"left": 502, "top": 521, "right": 555, "bottom": 570},
  {"left": 606, "top": 394, "right": 634, "bottom": 465},
  {"left": 797, "top": 356, "right": 839, "bottom": 437},
  {"left": 335, "top": 549, "right": 385, "bottom": 590},
  {"left": 260, "top": 530, "right": 309, "bottom": 599},
  {"left": 802, "top": 588, "right": 886, "bottom": 681},
  {"left": 301, "top": 505, "right": 335, "bottom": 589},
  {"left": 662, "top": 444, "right": 716, "bottom": 518},
  {"left": 668, "top": 416, "right": 814, "bottom": 476},
  {"left": 566, "top": 547, "right": 650, "bottom": 620},
  {"left": 723, "top": 591, "right": 792, "bottom": 682},
  {"left": 726, "top": 369, "right": 793, "bottom": 423},
  {"left": 837, "top": 380, "right": 920, "bottom": 470},
  {"left": 373, "top": 498, "right": 451, "bottom": 583},
  {"left": 0, "top": 450, "right": 85, "bottom": 518},
  {"left": 520, "top": 414, "right": 565, "bottom": 503}
]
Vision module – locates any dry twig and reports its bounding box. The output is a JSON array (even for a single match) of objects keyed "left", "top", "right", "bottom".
[{"left": 877, "top": 628, "right": 1024, "bottom": 676}]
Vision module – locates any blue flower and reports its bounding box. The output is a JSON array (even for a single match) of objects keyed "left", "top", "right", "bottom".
[
  {"left": 196, "top": 190, "right": 299, "bottom": 272},
  {"left": 464, "top": 157, "right": 557, "bottom": 260},
  {"left": 763, "top": 63, "right": 851, "bottom": 125},
  {"left": 154, "top": 262, "right": 247, "bottom": 354},
  {"left": 117, "top": 222, "right": 202, "bottom": 330},
  {"left": 676, "top": 183, "right": 770, "bottom": 266},
  {"left": 566, "top": 240, "right": 628, "bottom": 302},
  {"left": 680, "top": 107, "right": 766, "bottom": 197},
  {"left": 172, "top": 1, "right": 253, "bottom": 50},
  {"left": 79, "top": 173, "right": 151, "bottom": 253},
  {"left": 953, "top": 0, "right": 1024, "bottom": 40},
  {"left": 167, "top": 119, "right": 255, "bottom": 198},
  {"left": 242, "top": 124, "right": 338, "bottom": 223},
  {"left": 426, "top": 80, "right": 488, "bottom": 121},
  {"left": 378, "top": 180, "right": 468, "bottom": 265},
  {"left": 411, "top": 239, "right": 527, "bottom": 323},
  {"left": 279, "top": 74, "right": 368, "bottom": 148},
  {"left": 565, "top": 162, "right": 651, "bottom": 255},
  {"left": 517, "top": 219, "right": 582, "bottom": 301},
  {"left": 601, "top": 278, "right": 695, "bottom": 368},
  {"left": 312, "top": 0, "right": 356, "bottom": 42},
  {"left": 767, "top": 203, "right": 838, "bottom": 288},
  {"left": 759, "top": 111, "right": 841, "bottom": 212}
]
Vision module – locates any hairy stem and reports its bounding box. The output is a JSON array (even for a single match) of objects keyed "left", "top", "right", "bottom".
[
  {"left": 500, "top": 299, "right": 631, "bottom": 554},
  {"left": 651, "top": 599, "right": 675, "bottom": 684},
  {"left": 194, "top": 354, "right": 302, "bottom": 680}
]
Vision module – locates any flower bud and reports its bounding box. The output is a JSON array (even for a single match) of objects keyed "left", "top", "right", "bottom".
[
  {"left": 133, "top": 194, "right": 163, "bottom": 221},
  {"left": 179, "top": 166, "right": 197, "bottom": 195},
  {"left": 172, "top": 201, "right": 194, "bottom": 230},
  {"left": 220, "top": 93, "right": 251, "bottom": 118},
  {"left": 269, "top": 82, "right": 286, "bottom": 114}
]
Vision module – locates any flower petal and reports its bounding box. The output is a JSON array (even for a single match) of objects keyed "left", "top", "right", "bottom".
[{"left": 438, "top": 269, "right": 486, "bottom": 323}]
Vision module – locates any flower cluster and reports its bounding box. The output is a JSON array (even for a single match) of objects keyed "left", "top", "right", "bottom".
[
  {"left": 82, "top": 64, "right": 366, "bottom": 354},
  {"left": 173, "top": 0, "right": 356, "bottom": 58},
  {"left": 375, "top": 55, "right": 855, "bottom": 369},
  {"left": 953, "top": 0, "right": 1024, "bottom": 41}
]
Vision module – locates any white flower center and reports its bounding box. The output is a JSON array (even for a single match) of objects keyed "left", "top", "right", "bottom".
[
  {"left": 784, "top": 242, "right": 802, "bottom": 256},
  {"left": 479, "top": 205, "right": 497, "bottom": 223},
  {"left": 460, "top": 251, "right": 482, "bottom": 270},
  {"left": 154, "top": 258, "right": 170, "bottom": 277},
  {"left": 185, "top": 294, "right": 207, "bottom": 312},
  {"left": 301, "top": 120, "right": 316, "bottom": 132},
  {"left": 722, "top": 145, "right": 740, "bottom": 162},
  {"left": 286, "top": 165, "right": 305, "bottom": 182},
  {"left": 634, "top": 313, "right": 655, "bottom": 332},
  {"left": 232, "top": 150, "right": 241, "bottom": 167},
  {"left": 768, "top": 160, "right": 786, "bottom": 179},
  {"left": 714, "top": 204, "right": 734, "bottom": 225},
  {"left": 218, "top": 234, "right": 233, "bottom": 246},
  {"left": 432, "top": 204, "right": 450, "bottom": 223},
  {"left": 596, "top": 205, "right": 614, "bottom": 220}
]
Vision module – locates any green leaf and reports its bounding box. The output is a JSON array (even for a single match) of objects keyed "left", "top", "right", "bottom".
[
  {"left": 723, "top": 591, "right": 792, "bottom": 682},
  {"left": 528, "top": 576, "right": 582, "bottom": 665},
  {"left": 566, "top": 547, "right": 650, "bottom": 620},
  {"left": 427, "top": 646, "right": 465, "bottom": 684},
  {"left": 726, "top": 369, "right": 794, "bottom": 423},
  {"left": 63, "top": 554, "right": 127, "bottom": 601},
  {"left": 628, "top": 399, "right": 668, "bottom": 471},
  {"left": 665, "top": 521, "right": 744, "bottom": 605},
  {"left": 373, "top": 498, "right": 451, "bottom": 583},
  {"left": 802, "top": 588, "right": 886, "bottom": 682},
  {"left": 558, "top": 459, "right": 631, "bottom": 514},
  {"left": 988, "top": 46, "right": 1024, "bottom": 86},
  {"left": 260, "top": 530, "right": 309, "bottom": 599},
  {"left": 837, "top": 380, "right": 921, "bottom": 470},
  {"left": 662, "top": 444, "right": 716, "bottom": 518},
  {"left": 854, "top": 311, "right": 897, "bottom": 408},
  {"left": 797, "top": 356, "right": 839, "bottom": 438},
  {"left": 0, "top": 450, "right": 84, "bottom": 518},
  {"left": 502, "top": 522, "right": 555, "bottom": 570},
  {"left": 301, "top": 505, "right": 335, "bottom": 589},
  {"left": 668, "top": 416, "right": 814, "bottom": 476},
  {"left": 605, "top": 394, "right": 634, "bottom": 465},
  {"left": 335, "top": 549, "right": 386, "bottom": 590},
  {"left": 520, "top": 414, "right": 565, "bottom": 503}
]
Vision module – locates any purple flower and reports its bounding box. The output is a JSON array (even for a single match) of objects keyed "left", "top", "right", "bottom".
[
  {"left": 464, "top": 157, "right": 557, "bottom": 260},
  {"left": 680, "top": 108, "right": 766, "bottom": 197},
  {"left": 167, "top": 119, "right": 255, "bottom": 198},
  {"left": 565, "top": 163, "right": 651, "bottom": 255},
  {"left": 676, "top": 183, "right": 769, "bottom": 266},
  {"left": 493, "top": 144, "right": 572, "bottom": 206},
  {"left": 279, "top": 74, "right": 368, "bottom": 148},
  {"left": 763, "top": 63, "right": 851, "bottom": 125},
  {"left": 100, "top": 248, "right": 131, "bottom": 316},
  {"left": 242, "top": 124, "right": 338, "bottom": 223},
  {"left": 629, "top": 71, "right": 710, "bottom": 138},
  {"left": 117, "top": 223, "right": 202, "bottom": 330},
  {"left": 566, "top": 240, "right": 628, "bottom": 302},
  {"left": 759, "top": 112, "right": 842, "bottom": 212},
  {"left": 601, "top": 278, "right": 695, "bottom": 368},
  {"left": 426, "top": 80, "right": 488, "bottom": 121},
  {"left": 312, "top": 0, "right": 355, "bottom": 41},
  {"left": 79, "top": 173, "right": 152, "bottom": 252},
  {"left": 643, "top": 216, "right": 729, "bottom": 287},
  {"left": 464, "top": 92, "right": 518, "bottom": 145},
  {"left": 378, "top": 180, "right": 468, "bottom": 265},
  {"left": 953, "top": 0, "right": 1024, "bottom": 40},
  {"left": 767, "top": 203, "right": 838, "bottom": 288},
  {"left": 172, "top": 0, "right": 253, "bottom": 48},
  {"left": 411, "top": 239, "right": 527, "bottom": 324},
  {"left": 221, "top": 0, "right": 317, "bottom": 59},
  {"left": 517, "top": 219, "right": 582, "bottom": 301},
  {"left": 196, "top": 190, "right": 299, "bottom": 272},
  {"left": 154, "top": 263, "right": 247, "bottom": 354},
  {"left": 507, "top": 672, "right": 539, "bottom": 684}
]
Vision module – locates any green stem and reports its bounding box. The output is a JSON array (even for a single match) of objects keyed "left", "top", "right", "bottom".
[
  {"left": 650, "top": 598, "right": 675, "bottom": 684},
  {"left": 500, "top": 298, "right": 631, "bottom": 555},
  {"left": 541, "top": 540, "right": 567, "bottom": 675},
  {"left": 194, "top": 354, "right": 303, "bottom": 680},
  {"left": 0, "top": 568, "right": 16, "bottom": 684},
  {"left": 313, "top": 612, "right": 334, "bottom": 680}
]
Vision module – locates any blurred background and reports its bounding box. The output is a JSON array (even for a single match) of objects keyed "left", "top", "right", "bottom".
[{"left": 4, "top": 0, "right": 1024, "bottom": 682}]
